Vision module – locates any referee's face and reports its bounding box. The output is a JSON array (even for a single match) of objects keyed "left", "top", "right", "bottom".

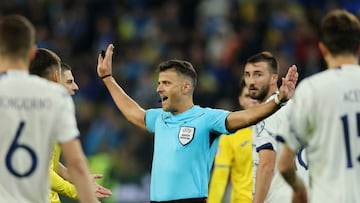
[
  {"left": 244, "top": 61, "right": 273, "bottom": 102},
  {"left": 157, "top": 69, "right": 186, "bottom": 114}
]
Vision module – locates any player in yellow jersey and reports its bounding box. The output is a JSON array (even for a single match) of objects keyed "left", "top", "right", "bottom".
[
  {"left": 29, "top": 49, "right": 112, "bottom": 203},
  {"left": 208, "top": 82, "right": 259, "bottom": 203},
  {"left": 49, "top": 62, "right": 83, "bottom": 202},
  {"left": 49, "top": 62, "right": 78, "bottom": 203},
  {"left": 49, "top": 144, "right": 77, "bottom": 202}
]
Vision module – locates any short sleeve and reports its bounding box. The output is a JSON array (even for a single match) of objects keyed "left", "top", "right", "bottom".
[
  {"left": 254, "top": 110, "right": 283, "bottom": 153},
  {"left": 145, "top": 108, "right": 163, "bottom": 133},
  {"left": 54, "top": 91, "right": 79, "bottom": 144},
  {"left": 255, "top": 133, "right": 276, "bottom": 152},
  {"left": 285, "top": 80, "right": 315, "bottom": 152},
  {"left": 205, "top": 108, "right": 231, "bottom": 135}
]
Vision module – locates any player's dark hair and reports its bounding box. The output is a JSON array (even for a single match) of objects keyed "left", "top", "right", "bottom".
[
  {"left": 320, "top": 9, "right": 360, "bottom": 56},
  {"left": 246, "top": 51, "right": 279, "bottom": 74},
  {"left": 61, "top": 62, "right": 72, "bottom": 72},
  {"left": 0, "top": 14, "right": 35, "bottom": 59},
  {"left": 29, "top": 48, "right": 61, "bottom": 79},
  {"left": 158, "top": 59, "right": 197, "bottom": 88}
]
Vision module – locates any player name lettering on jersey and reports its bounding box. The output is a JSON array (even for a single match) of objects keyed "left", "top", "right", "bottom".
[
  {"left": 344, "top": 89, "right": 360, "bottom": 102},
  {"left": 0, "top": 96, "right": 51, "bottom": 110}
]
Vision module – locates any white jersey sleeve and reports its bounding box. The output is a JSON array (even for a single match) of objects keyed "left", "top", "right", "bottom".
[
  {"left": 278, "top": 100, "right": 309, "bottom": 184},
  {"left": 52, "top": 89, "right": 80, "bottom": 144},
  {"left": 284, "top": 81, "right": 315, "bottom": 152},
  {"left": 252, "top": 103, "right": 292, "bottom": 203}
]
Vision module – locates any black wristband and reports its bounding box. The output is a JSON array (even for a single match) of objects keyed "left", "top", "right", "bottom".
[
  {"left": 274, "top": 93, "right": 287, "bottom": 107},
  {"left": 100, "top": 74, "right": 112, "bottom": 80}
]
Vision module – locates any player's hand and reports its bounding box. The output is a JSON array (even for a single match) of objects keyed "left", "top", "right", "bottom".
[
  {"left": 278, "top": 65, "right": 298, "bottom": 102},
  {"left": 92, "top": 174, "right": 112, "bottom": 198},
  {"left": 97, "top": 44, "right": 114, "bottom": 78},
  {"left": 94, "top": 183, "right": 112, "bottom": 198}
]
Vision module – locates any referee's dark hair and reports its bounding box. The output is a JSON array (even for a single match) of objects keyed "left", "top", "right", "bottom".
[{"left": 158, "top": 59, "right": 197, "bottom": 89}]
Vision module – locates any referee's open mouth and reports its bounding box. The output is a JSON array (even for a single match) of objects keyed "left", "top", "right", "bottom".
[
  {"left": 162, "top": 96, "right": 168, "bottom": 102},
  {"left": 159, "top": 96, "right": 168, "bottom": 104}
]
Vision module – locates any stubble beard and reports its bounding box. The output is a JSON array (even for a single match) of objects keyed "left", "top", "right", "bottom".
[{"left": 250, "top": 85, "right": 270, "bottom": 103}]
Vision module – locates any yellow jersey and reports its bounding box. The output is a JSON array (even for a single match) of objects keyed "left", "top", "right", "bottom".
[
  {"left": 208, "top": 127, "right": 253, "bottom": 203},
  {"left": 49, "top": 143, "right": 78, "bottom": 203}
]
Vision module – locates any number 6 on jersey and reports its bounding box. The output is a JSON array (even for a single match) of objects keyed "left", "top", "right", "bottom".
[{"left": 5, "top": 121, "right": 38, "bottom": 177}]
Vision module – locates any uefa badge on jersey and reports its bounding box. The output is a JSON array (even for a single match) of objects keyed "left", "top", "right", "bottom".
[
  {"left": 178, "top": 126, "right": 195, "bottom": 146},
  {"left": 256, "top": 121, "right": 265, "bottom": 135}
]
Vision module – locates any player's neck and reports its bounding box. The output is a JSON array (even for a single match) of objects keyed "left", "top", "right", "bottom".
[
  {"left": 325, "top": 54, "right": 359, "bottom": 69},
  {"left": 0, "top": 57, "right": 29, "bottom": 72}
]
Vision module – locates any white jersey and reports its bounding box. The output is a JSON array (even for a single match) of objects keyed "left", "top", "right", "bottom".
[
  {"left": 280, "top": 101, "right": 310, "bottom": 187},
  {"left": 252, "top": 96, "right": 309, "bottom": 203},
  {"left": 252, "top": 94, "right": 292, "bottom": 203},
  {"left": 0, "top": 70, "right": 79, "bottom": 203},
  {"left": 285, "top": 64, "right": 360, "bottom": 203}
]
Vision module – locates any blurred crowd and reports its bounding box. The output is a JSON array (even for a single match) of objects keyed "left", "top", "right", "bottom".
[{"left": 1, "top": 0, "right": 359, "bottom": 202}]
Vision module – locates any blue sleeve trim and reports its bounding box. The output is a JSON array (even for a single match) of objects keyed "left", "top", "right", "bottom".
[
  {"left": 275, "top": 135, "right": 285, "bottom": 143},
  {"left": 256, "top": 143, "right": 274, "bottom": 152},
  {"left": 297, "top": 148, "right": 308, "bottom": 170}
]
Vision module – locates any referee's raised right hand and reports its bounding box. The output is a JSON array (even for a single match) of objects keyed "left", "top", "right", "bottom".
[{"left": 278, "top": 65, "right": 298, "bottom": 102}]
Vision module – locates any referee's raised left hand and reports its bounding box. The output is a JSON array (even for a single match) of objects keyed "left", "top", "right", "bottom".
[{"left": 97, "top": 44, "right": 114, "bottom": 79}]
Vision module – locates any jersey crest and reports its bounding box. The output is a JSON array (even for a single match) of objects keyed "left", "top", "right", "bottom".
[
  {"left": 178, "top": 126, "right": 195, "bottom": 145},
  {"left": 255, "top": 121, "right": 265, "bottom": 135}
]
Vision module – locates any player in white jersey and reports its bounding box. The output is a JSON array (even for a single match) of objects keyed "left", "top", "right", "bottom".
[
  {"left": 0, "top": 15, "right": 98, "bottom": 203},
  {"left": 278, "top": 9, "right": 360, "bottom": 203},
  {"left": 244, "top": 52, "right": 307, "bottom": 203},
  {"left": 29, "top": 48, "right": 112, "bottom": 202}
]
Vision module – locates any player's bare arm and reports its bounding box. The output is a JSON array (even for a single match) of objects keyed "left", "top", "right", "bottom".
[
  {"left": 97, "top": 44, "right": 146, "bottom": 130},
  {"left": 253, "top": 149, "right": 276, "bottom": 203},
  {"left": 61, "top": 139, "right": 99, "bottom": 203},
  {"left": 57, "top": 162, "right": 70, "bottom": 181}
]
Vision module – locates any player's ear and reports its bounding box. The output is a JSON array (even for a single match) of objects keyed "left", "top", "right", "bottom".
[
  {"left": 51, "top": 69, "right": 60, "bottom": 83},
  {"left": 271, "top": 73, "right": 278, "bottom": 86},
  {"left": 28, "top": 45, "right": 37, "bottom": 61},
  {"left": 318, "top": 42, "right": 328, "bottom": 57}
]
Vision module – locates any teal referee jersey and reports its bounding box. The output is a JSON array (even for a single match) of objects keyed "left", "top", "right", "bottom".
[{"left": 145, "top": 105, "right": 230, "bottom": 201}]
